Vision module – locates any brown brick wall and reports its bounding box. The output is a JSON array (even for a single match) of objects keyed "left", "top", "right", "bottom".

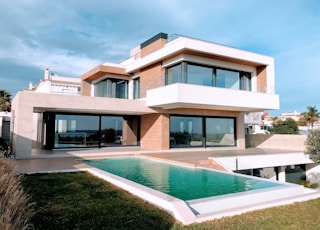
[
  {"left": 141, "top": 38, "right": 167, "bottom": 58},
  {"left": 256, "top": 66, "right": 267, "bottom": 93},
  {"left": 140, "top": 113, "right": 169, "bottom": 149},
  {"left": 140, "top": 63, "right": 164, "bottom": 98},
  {"left": 81, "top": 80, "right": 91, "bottom": 96},
  {"left": 122, "top": 116, "right": 139, "bottom": 145}
]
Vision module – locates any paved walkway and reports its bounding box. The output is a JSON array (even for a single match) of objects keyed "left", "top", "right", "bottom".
[{"left": 10, "top": 147, "right": 299, "bottom": 174}]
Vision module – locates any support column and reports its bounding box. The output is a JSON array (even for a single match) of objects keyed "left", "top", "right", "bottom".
[
  {"left": 11, "top": 93, "right": 34, "bottom": 159},
  {"left": 236, "top": 113, "right": 246, "bottom": 149},
  {"left": 278, "top": 166, "right": 286, "bottom": 182}
]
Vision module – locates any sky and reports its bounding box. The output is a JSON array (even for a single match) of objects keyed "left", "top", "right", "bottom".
[{"left": 0, "top": 0, "right": 319, "bottom": 116}]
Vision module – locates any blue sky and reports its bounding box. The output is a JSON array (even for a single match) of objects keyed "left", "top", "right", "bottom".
[{"left": 0, "top": 0, "right": 319, "bottom": 116}]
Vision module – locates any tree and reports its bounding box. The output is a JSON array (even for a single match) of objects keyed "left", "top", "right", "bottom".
[
  {"left": 268, "top": 118, "right": 299, "bottom": 134},
  {"left": 303, "top": 106, "right": 320, "bottom": 129},
  {"left": 305, "top": 129, "right": 320, "bottom": 163},
  {"left": 0, "top": 89, "right": 11, "bottom": 112}
]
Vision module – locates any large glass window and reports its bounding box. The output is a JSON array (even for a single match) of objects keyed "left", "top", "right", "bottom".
[
  {"left": 54, "top": 114, "right": 100, "bottom": 148},
  {"left": 170, "top": 115, "right": 236, "bottom": 148},
  {"left": 216, "top": 69, "right": 239, "bottom": 89},
  {"left": 240, "top": 72, "right": 252, "bottom": 91},
  {"left": 165, "top": 62, "right": 251, "bottom": 91},
  {"left": 94, "top": 78, "right": 128, "bottom": 98},
  {"left": 170, "top": 116, "right": 203, "bottom": 147},
  {"left": 187, "top": 64, "right": 213, "bottom": 86},
  {"left": 205, "top": 117, "right": 235, "bottom": 146},
  {"left": 53, "top": 114, "right": 139, "bottom": 149},
  {"left": 101, "top": 116, "right": 123, "bottom": 146},
  {"left": 166, "top": 63, "right": 183, "bottom": 84}
]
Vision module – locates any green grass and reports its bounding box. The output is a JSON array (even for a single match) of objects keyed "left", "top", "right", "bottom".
[{"left": 22, "top": 172, "right": 320, "bottom": 230}]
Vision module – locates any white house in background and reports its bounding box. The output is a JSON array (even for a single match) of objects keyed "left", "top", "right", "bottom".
[
  {"left": 281, "top": 110, "right": 301, "bottom": 122},
  {"left": 27, "top": 68, "right": 81, "bottom": 95},
  {"left": 244, "top": 112, "right": 275, "bottom": 134}
]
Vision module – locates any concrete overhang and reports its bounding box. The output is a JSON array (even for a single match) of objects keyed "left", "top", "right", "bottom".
[
  {"left": 146, "top": 83, "right": 279, "bottom": 112},
  {"left": 213, "top": 152, "right": 314, "bottom": 171},
  {"left": 82, "top": 64, "right": 130, "bottom": 82},
  {"left": 14, "top": 91, "right": 155, "bottom": 115},
  {"left": 126, "top": 37, "right": 274, "bottom": 73}
]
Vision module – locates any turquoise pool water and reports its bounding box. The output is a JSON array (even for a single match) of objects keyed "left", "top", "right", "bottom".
[{"left": 82, "top": 157, "right": 283, "bottom": 201}]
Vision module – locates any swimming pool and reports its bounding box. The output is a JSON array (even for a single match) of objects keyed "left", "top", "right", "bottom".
[
  {"left": 82, "top": 156, "right": 306, "bottom": 224},
  {"left": 82, "top": 156, "right": 283, "bottom": 201}
]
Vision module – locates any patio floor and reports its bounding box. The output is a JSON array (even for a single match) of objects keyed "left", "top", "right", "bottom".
[{"left": 10, "top": 147, "right": 300, "bottom": 174}]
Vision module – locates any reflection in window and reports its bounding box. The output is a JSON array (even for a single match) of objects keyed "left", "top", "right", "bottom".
[
  {"left": 170, "top": 116, "right": 203, "bottom": 147},
  {"left": 94, "top": 78, "right": 128, "bottom": 98},
  {"left": 53, "top": 114, "right": 139, "bottom": 148},
  {"left": 166, "top": 63, "right": 183, "bottom": 84},
  {"left": 205, "top": 117, "right": 235, "bottom": 146},
  {"left": 165, "top": 62, "right": 251, "bottom": 91},
  {"left": 187, "top": 64, "right": 213, "bottom": 86},
  {"left": 240, "top": 72, "right": 251, "bottom": 91},
  {"left": 54, "top": 115, "right": 100, "bottom": 148},
  {"left": 133, "top": 77, "right": 140, "bottom": 99},
  {"left": 216, "top": 69, "right": 239, "bottom": 89},
  {"left": 170, "top": 115, "right": 236, "bottom": 148}
]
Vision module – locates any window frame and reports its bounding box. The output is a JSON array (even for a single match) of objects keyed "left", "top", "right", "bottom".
[{"left": 165, "top": 61, "right": 251, "bottom": 91}]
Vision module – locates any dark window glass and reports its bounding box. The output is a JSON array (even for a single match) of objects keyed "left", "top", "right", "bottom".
[
  {"left": 94, "top": 78, "right": 128, "bottom": 98},
  {"left": 165, "top": 62, "right": 251, "bottom": 92},
  {"left": 240, "top": 72, "right": 252, "bottom": 91},
  {"left": 133, "top": 78, "right": 140, "bottom": 99},
  {"left": 54, "top": 114, "right": 100, "bottom": 148},
  {"left": 170, "top": 115, "right": 236, "bottom": 148},
  {"left": 170, "top": 116, "right": 203, "bottom": 147},
  {"left": 101, "top": 116, "right": 123, "bottom": 146},
  {"left": 53, "top": 114, "right": 139, "bottom": 149}
]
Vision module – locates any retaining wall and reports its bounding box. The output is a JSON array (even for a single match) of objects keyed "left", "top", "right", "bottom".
[{"left": 246, "top": 134, "right": 307, "bottom": 152}]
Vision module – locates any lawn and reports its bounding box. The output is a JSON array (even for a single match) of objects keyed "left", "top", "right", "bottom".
[{"left": 22, "top": 172, "right": 320, "bottom": 230}]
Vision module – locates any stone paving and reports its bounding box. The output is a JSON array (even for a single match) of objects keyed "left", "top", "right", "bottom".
[{"left": 10, "top": 147, "right": 296, "bottom": 174}]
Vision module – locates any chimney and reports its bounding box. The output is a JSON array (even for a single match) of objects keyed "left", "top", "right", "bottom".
[
  {"left": 44, "top": 67, "right": 49, "bottom": 80},
  {"left": 29, "top": 81, "right": 33, "bottom": 90},
  {"left": 140, "top": 33, "right": 168, "bottom": 58}
]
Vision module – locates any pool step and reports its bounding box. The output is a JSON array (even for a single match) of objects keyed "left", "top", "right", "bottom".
[{"left": 196, "top": 159, "right": 228, "bottom": 172}]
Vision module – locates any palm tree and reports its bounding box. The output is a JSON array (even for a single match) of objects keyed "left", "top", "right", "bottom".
[
  {"left": 0, "top": 89, "right": 11, "bottom": 112},
  {"left": 303, "top": 106, "right": 320, "bottom": 129}
]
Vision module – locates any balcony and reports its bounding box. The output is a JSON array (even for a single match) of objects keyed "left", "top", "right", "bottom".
[{"left": 146, "top": 83, "right": 279, "bottom": 112}]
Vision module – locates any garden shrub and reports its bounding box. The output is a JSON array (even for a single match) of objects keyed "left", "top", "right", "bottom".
[
  {"left": 305, "top": 129, "right": 320, "bottom": 163},
  {"left": 0, "top": 159, "right": 35, "bottom": 230}
]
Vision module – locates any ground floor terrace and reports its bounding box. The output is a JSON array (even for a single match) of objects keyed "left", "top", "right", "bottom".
[
  {"left": 9, "top": 147, "right": 320, "bottom": 225},
  {"left": 12, "top": 147, "right": 318, "bottom": 185}
]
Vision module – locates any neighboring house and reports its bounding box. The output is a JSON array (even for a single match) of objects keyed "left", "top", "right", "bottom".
[
  {"left": 11, "top": 33, "right": 279, "bottom": 159},
  {"left": 244, "top": 112, "right": 270, "bottom": 134},
  {"left": 27, "top": 68, "right": 81, "bottom": 95},
  {"left": 280, "top": 110, "right": 301, "bottom": 122}
]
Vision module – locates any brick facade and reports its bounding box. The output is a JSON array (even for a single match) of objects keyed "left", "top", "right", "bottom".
[{"left": 140, "top": 113, "right": 169, "bottom": 149}]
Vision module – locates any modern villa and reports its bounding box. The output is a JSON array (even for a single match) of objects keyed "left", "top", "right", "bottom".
[
  {"left": 10, "top": 33, "right": 320, "bottom": 224},
  {"left": 11, "top": 33, "right": 279, "bottom": 155},
  {"left": 11, "top": 33, "right": 319, "bottom": 183}
]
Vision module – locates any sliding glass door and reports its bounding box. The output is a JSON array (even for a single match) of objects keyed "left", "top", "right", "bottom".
[
  {"left": 170, "top": 115, "right": 235, "bottom": 148},
  {"left": 51, "top": 113, "right": 139, "bottom": 149},
  {"left": 205, "top": 117, "right": 235, "bottom": 146},
  {"left": 170, "top": 116, "right": 203, "bottom": 147}
]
